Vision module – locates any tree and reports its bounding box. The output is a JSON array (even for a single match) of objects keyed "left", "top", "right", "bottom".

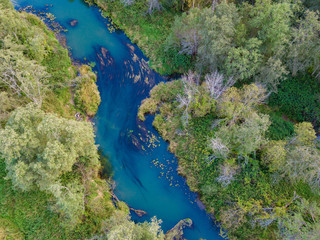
[
  {"left": 165, "top": 8, "right": 205, "bottom": 56},
  {"left": 225, "top": 38, "right": 263, "bottom": 81},
  {"left": 215, "top": 112, "right": 270, "bottom": 156},
  {"left": 0, "top": 91, "right": 19, "bottom": 125},
  {"left": 261, "top": 140, "right": 287, "bottom": 172},
  {"left": 177, "top": 72, "right": 199, "bottom": 125},
  {"left": 74, "top": 65, "right": 101, "bottom": 117},
  {"left": 248, "top": 0, "right": 293, "bottom": 57},
  {"left": 278, "top": 199, "right": 320, "bottom": 240},
  {"left": 217, "top": 83, "right": 267, "bottom": 123},
  {"left": 216, "top": 159, "right": 239, "bottom": 187},
  {"left": 0, "top": 104, "right": 99, "bottom": 191},
  {"left": 146, "top": 0, "right": 162, "bottom": 15},
  {"left": 209, "top": 137, "right": 230, "bottom": 160},
  {"left": 0, "top": 104, "right": 100, "bottom": 223},
  {"left": 121, "top": 0, "right": 134, "bottom": 6},
  {"left": 281, "top": 146, "right": 320, "bottom": 191},
  {"left": 255, "top": 56, "right": 288, "bottom": 92},
  {"left": 287, "top": 10, "right": 320, "bottom": 78},
  {"left": 294, "top": 122, "right": 317, "bottom": 146},
  {"left": 96, "top": 211, "right": 165, "bottom": 240},
  {"left": 0, "top": 38, "right": 49, "bottom": 105},
  {"left": 220, "top": 193, "right": 299, "bottom": 231},
  {"left": 204, "top": 70, "right": 235, "bottom": 100},
  {"left": 197, "top": 2, "right": 240, "bottom": 72}
]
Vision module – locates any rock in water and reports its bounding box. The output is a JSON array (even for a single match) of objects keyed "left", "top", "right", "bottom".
[
  {"left": 165, "top": 218, "right": 193, "bottom": 240},
  {"left": 129, "top": 208, "right": 147, "bottom": 217},
  {"left": 69, "top": 19, "right": 78, "bottom": 27}
]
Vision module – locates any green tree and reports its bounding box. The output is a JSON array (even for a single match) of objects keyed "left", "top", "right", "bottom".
[
  {"left": 0, "top": 38, "right": 49, "bottom": 105},
  {"left": 197, "top": 2, "right": 240, "bottom": 72},
  {"left": 282, "top": 146, "right": 320, "bottom": 191},
  {"left": 165, "top": 8, "right": 206, "bottom": 57},
  {"left": 261, "top": 140, "right": 287, "bottom": 171},
  {"left": 0, "top": 92, "right": 19, "bottom": 126},
  {"left": 74, "top": 65, "right": 101, "bottom": 116},
  {"left": 225, "top": 38, "right": 263, "bottom": 81},
  {"left": 294, "top": 122, "right": 317, "bottom": 146},
  {"left": 287, "top": 10, "right": 320, "bottom": 78},
  {"left": 216, "top": 83, "right": 267, "bottom": 123},
  {"left": 0, "top": 104, "right": 100, "bottom": 224},
  {"left": 98, "top": 211, "right": 165, "bottom": 240},
  {"left": 216, "top": 112, "right": 270, "bottom": 156},
  {"left": 278, "top": 199, "right": 320, "bottom": 240},
  {"left": 248, "top": 0, "right": 293, "bottom": 57},
  {"left": 0, "top": 104, "right": 99, "bottom": 191}
]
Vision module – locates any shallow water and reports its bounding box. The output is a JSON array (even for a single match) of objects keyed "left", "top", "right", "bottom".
[{"left": 12, "top": 0, "right": 223, "bottom": 239}]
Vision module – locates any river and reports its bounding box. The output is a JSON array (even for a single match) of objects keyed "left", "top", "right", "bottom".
[{"left": 12, "top": 0, "right": 223, "bottom": 239}]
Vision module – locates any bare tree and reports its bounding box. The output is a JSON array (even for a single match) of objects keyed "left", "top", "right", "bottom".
[
  {"left": 204, "top": 71, "right": 235, "bottom": 100},
  {"left": 146, "top": 0, "right": 162, "bottom": 15},
  {"left": 211, "top": 0, "right": 216, "bottom": 13},
  {"left": 176, "top": 71, "right": 199, "bottom": 125},
  {"left": 121, "top": 0, "right": 134, "bottom": 6},
  {"left": 209, "top": 137, "right": 229, "bottom": 159},
  {"left": 216, "top": 162, "right": 238, "bottom": 187},
  {"left": 178, "top": 29, "right": 200, "bottom": 56}
]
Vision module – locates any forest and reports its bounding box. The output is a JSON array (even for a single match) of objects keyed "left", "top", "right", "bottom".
[{"left": 1, "top": 0, "right": 320, "bottom": 239}]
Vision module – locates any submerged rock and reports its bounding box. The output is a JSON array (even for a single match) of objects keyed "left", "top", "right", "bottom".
[
  {"left": 165, "top": 218, "right": 193, "bottom": 240},
  {"left": 129, "top": 208, "right": 147, "bottom": 217},
  {"left": 69, "top": 19, "right": 78, "bottom": 27}
]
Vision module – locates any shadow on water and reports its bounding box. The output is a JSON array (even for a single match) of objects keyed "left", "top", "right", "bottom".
[{"left": 12, "top": 0, "right": 224, "bottom": 239}]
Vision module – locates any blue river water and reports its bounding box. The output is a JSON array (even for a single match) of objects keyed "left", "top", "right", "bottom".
[{"left": 12, "top": 0, "right": 223, "bottom": 239}]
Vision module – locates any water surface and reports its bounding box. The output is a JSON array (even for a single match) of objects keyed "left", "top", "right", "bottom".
[{"left": 12, "top": 0, "right": 223, "bottom": 239}]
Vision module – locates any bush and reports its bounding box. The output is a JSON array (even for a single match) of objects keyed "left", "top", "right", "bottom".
[
  {"left": 266, "top": 113, "right": 294, "bottom": 140},
  {"left": 269, "top": 75, "right": 320, "bottom": 127},
  {"left": 74, "top": 66, "right": 101, "bottom": 117}
]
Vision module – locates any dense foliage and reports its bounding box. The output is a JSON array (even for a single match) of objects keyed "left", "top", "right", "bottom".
[
  {"left": 2, "top": 0, "right": 320, "bottom": 238},
  {"left": 139, "top": 73, "right": 320, "bottom": 239}
]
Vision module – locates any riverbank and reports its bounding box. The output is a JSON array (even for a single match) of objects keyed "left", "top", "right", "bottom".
[
  {"left": 86, "top": 0, "right": 189, "bottom": 75},
  {"left": 138, "top": 78, "right": 320, "bottom": 239}
]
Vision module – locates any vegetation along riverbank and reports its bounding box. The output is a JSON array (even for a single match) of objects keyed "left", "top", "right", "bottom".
[
  {"left": 1, "top": 0, "right": 320, "bottom": 239},
  {"left": 130, "top": 0, "right": 320, "bottom": 239},
  {"left": 0, "top": 0, "right": 168, "bottom": 239}
]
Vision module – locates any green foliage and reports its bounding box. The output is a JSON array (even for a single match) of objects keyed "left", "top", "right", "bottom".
[
  {"left": 99, "top": 211, "right": 165, "bottom": 240},
  {"left": 0, "top": 92, "right": 21, "bottom": 127},
  {"left": 74, "top": 65, "right": 101, "bottom": 117},
  {"left": 277, "top": 199, "right": 320, "bottom": 239},
  {"left": 92, "top": 0, "right": 176, "bottom": 74},
  {"left": 0, "top": 218, "right": 24, "bottom": 240},
  {"left": 266, "top": 113, "right": 294, "bottom": 140},
  {"left": 163, "top": 0, "right": 320, "bottom": 92},
  {"left": 0, "top": 104, "right": 100, "bottom": 225},
  {"left": 295, "top": 122, "right": 317, "bottom": 146},
  {"left": 0, "top": 104, "right": 99, "bottom": 192},
  {"left": 216, "top": 112, "right": 270, "bottom": 156},
  {"left": 139, "top": 76, "right": 319, "bottom": 239},
  {"left": 304, "top": 0, "right": 320, "bottom": 11},
  {"left": 269, "top": 75, "right": 320, "bottom": 126},
  {"left": 0, "top": 3, "right": 71, "bottom": 87}
]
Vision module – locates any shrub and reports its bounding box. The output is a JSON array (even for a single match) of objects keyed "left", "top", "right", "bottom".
[{"left": 268, "top": 75, "right": 320, "bottom": 127}]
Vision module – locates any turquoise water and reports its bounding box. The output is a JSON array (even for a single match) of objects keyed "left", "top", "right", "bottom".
[{"left": 12, "top": 0, "right": 223, "bottom": 239}]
